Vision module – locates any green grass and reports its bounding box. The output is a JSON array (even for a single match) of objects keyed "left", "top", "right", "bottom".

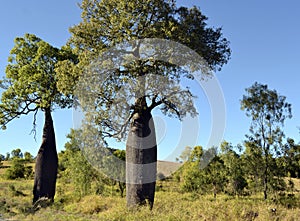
[{"left": 0, "top": 164, "right": 300, "bottom": 221}]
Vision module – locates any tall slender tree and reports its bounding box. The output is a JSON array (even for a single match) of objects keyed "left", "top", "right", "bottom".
[
  {"left": 241, "top": 82, "right": 292, "bottom": 200},
  {"left": 0, "top": 34, "right": 77, "bottom": 203},
  {"left": 56, "top": 0, "right": 230, "bottom": 208}
]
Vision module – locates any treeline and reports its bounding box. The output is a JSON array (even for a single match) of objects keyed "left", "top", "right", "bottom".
[
  {"left": 176, "top": 82, "right": 300, "bottom": 201},
  {"left": 0, "top": 148, "right": 34, "bottom": 180},
  {"left": 0, "top": 148, "right": 34, "bottom": 162},
  {"left": 176, "top": 142, "right": 300, "bottom": 200}
]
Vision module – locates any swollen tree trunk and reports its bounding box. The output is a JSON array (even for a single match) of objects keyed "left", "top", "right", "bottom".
[
  {"left": 33, "top": 107, "right": 58, "bottom": 204},
  {"left": 126, "top": 108, "right": 157, "bottom": 209}
]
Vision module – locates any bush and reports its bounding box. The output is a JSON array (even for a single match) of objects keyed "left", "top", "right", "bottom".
[{"left": 5, "top": 158, "right": 33, "bottom": 180}]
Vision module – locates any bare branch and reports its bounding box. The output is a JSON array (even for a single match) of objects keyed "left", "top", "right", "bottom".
[
  {"left": 102, "top": 111, "right": 135, "bottom": 139},
  {"left": 0, "top": 97, "right": 40, "bottom": 128},
  {"left": 29, "top": 108, "right": 39, "bottom": 141},
  {"left": 148, "top": 89, "right": 181, "bottom": 111}
]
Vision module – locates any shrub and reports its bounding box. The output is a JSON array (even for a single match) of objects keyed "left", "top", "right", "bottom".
[{"left": 5, "top": 158, "right": 33, "bottom": 180}]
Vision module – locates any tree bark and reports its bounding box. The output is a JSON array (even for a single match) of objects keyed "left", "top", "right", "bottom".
[
  {"left": 126, "top": 108, "right": 157, "bottom": 209},
  {"left": 263, "top": 169, "right": 268, "bottom": 200},
  {"left": 33, "top": 107, "right": 58, "bottom": 204}
]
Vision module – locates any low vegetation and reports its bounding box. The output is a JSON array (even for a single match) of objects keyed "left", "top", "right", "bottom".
[{"left": 0, "top": 154, "right": 300, "bottom": 220}]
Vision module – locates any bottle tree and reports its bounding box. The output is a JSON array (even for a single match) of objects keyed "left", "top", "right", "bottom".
[
  {"left": 56, "top": 0, "right": 230, "bottom": 209},
  {"left": 0, "top": 34, "right": 77, "bottom": 204}
]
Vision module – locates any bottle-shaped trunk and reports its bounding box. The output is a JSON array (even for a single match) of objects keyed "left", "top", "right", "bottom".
[
  {"left": 33, "top": 107, "right": 58, "bottom": 204},
  {"left": 126, "top": 108, "right": 157, "bottom": 209}
]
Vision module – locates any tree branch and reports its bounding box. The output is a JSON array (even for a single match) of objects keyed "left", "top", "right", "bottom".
[
  {"left": 148, "top": 89, "right": 181, "bottom": 111},
  {"left": 102, "top": 111, "right": 135, "bottom": 139},
  {"left": 29, "top": 108, "right": 39, "bottom": 141},
  {"left": 0, "top": 97, "right": 40, "bottom": 128}
]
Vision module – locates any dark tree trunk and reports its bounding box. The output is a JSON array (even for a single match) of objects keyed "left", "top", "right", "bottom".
[
  {"left": 263, "top": 171, "right": 268, "bottom": 200},
  {"left": 33, "top": 107, "right": 58, "bottom": 204},
  {"left": 263, "top": 149, "right": 269, "bottom": 200},
  {"left": 126, "top": 108, "right": 157, "bottom": 209},
  {"left": 118, "top": 181, "right": 125, "bottom": 198}
]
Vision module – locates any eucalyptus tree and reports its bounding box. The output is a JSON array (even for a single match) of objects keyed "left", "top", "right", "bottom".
[
  {"left": 282, "top": 138, "right": 300, "bottom": 179},
  {"left": 0, "top": 34, "right": 77, "bottom": 203},
  {"left": 241, "top": 82, "right": 292, "bottom": 200},
  {"left": 220, "top": 141, "right": 247, "bottom": 196},
  {"left": 179, "top": 146, "right": 192, "bottom": 163},
  {"left": 56, "top": 0, "right": 230, "bottom": 208}
]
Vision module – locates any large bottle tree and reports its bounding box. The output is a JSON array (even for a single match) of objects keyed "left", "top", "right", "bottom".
[
  {"left": 56, "top": 0, "right": 230, "bottom": 208},
  {"left": 0, "top": 34, "right": 76, "bottom": 204}
]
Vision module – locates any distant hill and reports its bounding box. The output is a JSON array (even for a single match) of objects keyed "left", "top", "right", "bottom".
[{"left": 157, "top": 160, "right": 182, "bottom": 179}]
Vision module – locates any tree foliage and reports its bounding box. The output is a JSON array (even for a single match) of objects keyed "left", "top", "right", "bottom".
[
  {"left": 11, "top": 148, "right": 22, "bottom": 159},
  {"left": 0, "top": 154, "right": 3, "bottom": 167},
  {"left": 58, "top": 129, "right": 95, "bottom": 198},
  {"left": 220, "top": 141, "right": 247, "bottom": 196},
  {"left": 112, "top": 149, "right": 126, "bottom": 197},
  {"left": 179, "top": 146, "right": 227, "bottom": 197},
  {"left": 282, "top": 138, "right": 300, "bottom": 178},
  {"left": 24, "top": 151, "right": 33, "bottom": 162},
  {"left": 241, "top": 82, "right": 292, "bottom": 200},
  {"left": 56, "top": 0, "right": 231, "bottom": 139},
  {"left": 179, "top": 146, "right": 192, "bottom": 163},
  {"left": 0, "top": 33, "right": 76, "bottom": 130},
  {"left": 5, "top": 158, "right": 33, "bottom": 180}
]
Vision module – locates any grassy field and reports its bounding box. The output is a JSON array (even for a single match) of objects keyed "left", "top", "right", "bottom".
[{"left": 1, "top": 162, "right": 300, "bottom": 221}]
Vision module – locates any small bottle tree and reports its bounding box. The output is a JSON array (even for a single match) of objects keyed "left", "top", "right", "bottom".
[{"left": 0, "top": 34, "right": 77, "bottom": 203}]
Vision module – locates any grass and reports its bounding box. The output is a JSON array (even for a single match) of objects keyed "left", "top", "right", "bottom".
[
  {"left": 0, "top": 163, "right": 300, "bottom": 220},
  {"left": 8, "top": 192, "right": 300, "bottom": 221}
]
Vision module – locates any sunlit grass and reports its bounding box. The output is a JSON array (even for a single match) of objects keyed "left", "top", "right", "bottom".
[{"left": 1, "top": 164, "right": 300, "bottom": 221}]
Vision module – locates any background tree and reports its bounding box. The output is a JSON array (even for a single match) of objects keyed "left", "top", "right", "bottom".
[
  {"left": 275, "top": 138, "right": 300, "bottom": 193},
  {"left": 241, "top": 82, "right": 292, "bottom": 200},
  {"left": 56, "top": 0, "right": 230, "bottom": 208},
  {"left": 189, "top": 146, "right": 203, "bottom": 163},
  {"left": 178, "top": 146, "right": 226, "bottom": 197},
  {"left": 58, "top": 129, "right": 108, "bottom": 198},
  {"left": 242, "top": 140, "right": 264, "bottom": 194},
  {"left": 58, "top": 129, "right": 91, "bottom": 198},
  {"left": 180, "top": 145, "right": 204, "bottom": 193},
  {"left": 282, "top": 138, "right": 300, "bottom": 179},
  {"left": 5, "top": 157, "right": 33, "bottom": 180},
  {"left": 24, "top": 151, "right": 33, "bottom": 163},
  {"left": 204, "top": 156, "right": 227, "bottom": 199},
  {"left": 112, "top": 149, "right": 126, "bottom": 197},
  {"left": 179, "top": 146, "right": 192, "bottom": 163},
  {"left": 220, "top": 141, "right": 247, "bottom": 196},
  {"left": 0, "top": 154, "right": 3, "bottom": 167},
  {"left": 5, "top": 152, "right": 10, "bottom": 161},
  {"left": 11, "top": 148, "right": 22, "bottom": 159},
  {"left": 0, "top": 33, "right": 77, "bottom": 204}
]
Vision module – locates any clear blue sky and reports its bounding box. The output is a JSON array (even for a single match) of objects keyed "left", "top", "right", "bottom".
[{"left": 1, "top": 0, "right": 300, "bottom": 161}]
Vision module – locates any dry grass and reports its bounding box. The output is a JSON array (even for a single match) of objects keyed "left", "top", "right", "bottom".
[
  {"left": 1, "top": 163, "right": 300, "bottom": 221},
  {"left": 11, "top": 192, "right": 299, "bottom": 221}
]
